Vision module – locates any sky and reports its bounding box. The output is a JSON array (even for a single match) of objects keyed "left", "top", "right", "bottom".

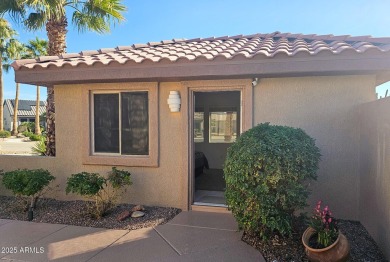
[{"left": 2, "top": 0, "right": 390, "bottom": 100}]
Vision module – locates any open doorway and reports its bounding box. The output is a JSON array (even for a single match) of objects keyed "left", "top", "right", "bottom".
[{"left": 192, "top": 91, "right": 241, "bottom": 206}]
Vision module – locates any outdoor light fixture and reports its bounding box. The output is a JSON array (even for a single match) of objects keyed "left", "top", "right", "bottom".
[{"left": 167, "top": 91, "right": 181, "bottom": 112}]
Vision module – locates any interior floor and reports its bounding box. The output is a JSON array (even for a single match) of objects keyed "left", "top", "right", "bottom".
[
  {"left": 193, "top": 190, "right": 226, "bottom": 206},
  {"left": 194, "top": 168, "right": 226, "bottom": 206}
]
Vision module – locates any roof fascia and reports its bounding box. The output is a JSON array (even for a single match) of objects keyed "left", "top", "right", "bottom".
[{"left": 15, "top": 54, "right": 390, "bottom": 86}]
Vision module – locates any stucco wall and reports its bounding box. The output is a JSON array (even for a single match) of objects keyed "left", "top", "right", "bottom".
[
  {"left": 253, "top": 75, "right": 377, "bottom": 219},
  {"left": 359, "top": 97, "right": 390, "bottom": 260},
  {"left": 0, "top": 82, "right": 188, "bottom": 210}
]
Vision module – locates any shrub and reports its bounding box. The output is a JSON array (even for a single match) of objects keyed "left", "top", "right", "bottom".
[
  {"left": 224, "top": 123, "right": 321, "bottom": 239},
  {"left": 31, "top": 139, "right": 46, "bottom": 156},
  {"left": 22, "top": 131, "right": 33, "bottom": 138},
  {"left": 66, "top": 167, "right": 132, "bottom": 218},
  {"left": 29, "top": 134, "right": 45, "bottom": 141},
  {"left": 0, "top": 130, "right": 11, "bottom": 138},
  {"left": 1, "top": 169, "right": 55, "bottom": 209}
]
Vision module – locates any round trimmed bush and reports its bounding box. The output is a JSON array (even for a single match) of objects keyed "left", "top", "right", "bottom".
[{"left": 224, "top": 123, "right": 321, "bottom": 239}]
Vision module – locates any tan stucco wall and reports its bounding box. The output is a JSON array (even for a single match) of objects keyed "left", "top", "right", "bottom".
[
  {"left": 0, "top": 82, "right": 189, "bottom": 210},
  {"left": 253, "top": 75, "right": 377, "bottom": 219},
  {"left": 359, "top": 97, "right": 390, "bottom": 260},
  {"left": 0, "top": 75, "right": 381, "bottom": 223}
]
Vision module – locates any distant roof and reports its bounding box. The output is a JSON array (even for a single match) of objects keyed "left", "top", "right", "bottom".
[
  {"left": 11, "top": 31, "right": 390, "bottom": 86},
  {"left": 4, "top": 99, "right": 47, "bottom": 117}
]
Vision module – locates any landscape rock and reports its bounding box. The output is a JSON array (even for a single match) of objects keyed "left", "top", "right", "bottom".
[
  {"left": 131, "top": 211, "right": 145, "bottom": 218},
  {"left": 131, "top": 205, "right": 145, "bottom": 212},
  {"left": 117, "top": 210, "right": 131, "bottom": 221}
]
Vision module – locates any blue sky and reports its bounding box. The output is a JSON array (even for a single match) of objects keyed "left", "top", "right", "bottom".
[{"left": 3, "top": 0, "right": 390, "bottom": 100}]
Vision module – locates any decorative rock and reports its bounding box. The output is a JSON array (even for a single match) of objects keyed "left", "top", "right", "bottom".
[
  {"left": 131, "top": 205, "right": 145, "bottom": 212},
  {"left": 131, "top": 211, "right": 145, "bottom": 218},
  {"left": 117, "top": 210, "right": 131, "bottom": 221}
]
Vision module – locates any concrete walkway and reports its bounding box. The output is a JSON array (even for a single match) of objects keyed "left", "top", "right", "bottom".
[{"left": 0, "top": 211, "right": 265, "bottom": 262}]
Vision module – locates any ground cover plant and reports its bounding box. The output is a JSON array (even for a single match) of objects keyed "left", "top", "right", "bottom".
[
  {"left": 224, "top": 123, "right": 321, "bottom": 239},
  {"left": 66, "top": 167, "right": 132, "bottom": 218}
]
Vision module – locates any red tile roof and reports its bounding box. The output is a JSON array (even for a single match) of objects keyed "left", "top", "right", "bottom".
[{"left": 13, "top": 32, "right": 390, "bottom": 71}]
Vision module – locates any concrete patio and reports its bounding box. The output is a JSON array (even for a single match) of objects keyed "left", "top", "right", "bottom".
[{"left": 0, "top": 211, "right": 264, "bottom": 261}]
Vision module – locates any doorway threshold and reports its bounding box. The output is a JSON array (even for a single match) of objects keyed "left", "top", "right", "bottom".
[
  {"left": 191, "top": 204, "right": 230, "bottom": 213},
  {"left": 193, "top": 202, "right": 227, "bottom": 207}
]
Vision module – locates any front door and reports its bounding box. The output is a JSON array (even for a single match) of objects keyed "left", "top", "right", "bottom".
[{"left": 192, "top": 91, "right": 241, "bottom": 207}]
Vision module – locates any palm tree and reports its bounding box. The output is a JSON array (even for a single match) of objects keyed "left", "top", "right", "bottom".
[
  {"left": 3, "top": 39, "right": 26, "bottom": 136},
  {"left": 0, "top": 0, "right": 126, "bottom": 155},
  {"left": 25, "top": 37, "right": 48, "bottom": 135},
  {"left": 0, "top": 18, "right": 16, "bottom": 131}
]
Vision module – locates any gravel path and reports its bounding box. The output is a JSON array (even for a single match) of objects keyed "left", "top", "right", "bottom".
[{"left": 0, "top": 196, "right": 181, "bottom": 230}]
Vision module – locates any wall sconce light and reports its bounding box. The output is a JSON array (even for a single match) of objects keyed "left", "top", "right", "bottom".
[{"left": 167, "top": 91, "right": 181, "bottom": 112}]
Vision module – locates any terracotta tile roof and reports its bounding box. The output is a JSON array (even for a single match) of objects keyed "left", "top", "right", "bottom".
[{"left": 12, "top": 31, "right": 390, "bottom": 71}]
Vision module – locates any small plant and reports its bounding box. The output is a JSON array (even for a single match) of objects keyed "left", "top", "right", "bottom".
[
  {"left": 0, "top": 130, "right": 11, "bottom": 138},
  {"left": 31, "top": 139, "right": 47, "bottom": 155},
  {"left": 224, "top": 123, "right": 321, "bottom": 239},
  {"left": 309, "top": 201, "right": 338, "bottom": 248},
  {"left": 29, "top": 134, "right": 44, "bottom": 141},
  {"left": 1, "top": 169, "right": 55, "bottom": 209},
  {"left": 66, "top": 167, "right": 132, "bottom": 218},
  {"left": 22, "top": 131, "right": 33, "bottom": 138}
]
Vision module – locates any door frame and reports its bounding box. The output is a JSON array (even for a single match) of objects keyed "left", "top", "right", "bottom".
[{"left": 181, "top": 79, "right": 253, "bottom": 210}]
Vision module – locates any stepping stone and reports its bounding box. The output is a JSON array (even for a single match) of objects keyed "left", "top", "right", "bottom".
[{"left": 131, "top": 211, "right": 145, "bottom": 218}]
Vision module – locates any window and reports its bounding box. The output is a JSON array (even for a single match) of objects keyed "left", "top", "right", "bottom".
[
  {"left": 93, "top": 92, "right": 149, "bottom": 156},
  {"left": 209, "top": 111, "right": 238, "bottom": 143},
  {"left": 194, "top": 111, "right": 204, "bottom": 143},
  {"left": 82, "top": 83, "right": 158, "bottom": 167}
]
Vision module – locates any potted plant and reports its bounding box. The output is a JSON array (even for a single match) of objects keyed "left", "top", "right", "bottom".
[{"left": 302, "top": 201, "right": 350, "bottom": 262}]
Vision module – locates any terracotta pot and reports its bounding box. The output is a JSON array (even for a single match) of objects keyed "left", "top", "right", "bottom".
[{"left": 302, "top": 227, "right": 350, "bottom": 262}]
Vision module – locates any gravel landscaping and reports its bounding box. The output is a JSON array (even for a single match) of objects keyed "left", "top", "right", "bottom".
[
  {"left": 0, "top": 196, "right": 387, "bottom": 261},
  {"left": 0, "top": 196, "right": 181, "bottom": 230},
  {"left": 243, "top": 216, "right": 388, "bottom": 262}
]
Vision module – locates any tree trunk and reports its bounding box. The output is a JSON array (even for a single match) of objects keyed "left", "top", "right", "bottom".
[
  {"left": 0, "top": 55, "right": 3, "bottom": 131},
  {"left": 35, "top": 86, "right": 41, "bottom": 135},
  {"left": 12, "top": 83, "right": 19, "bottom": 136},
  {"left": 45, "top": 16, "right": 68, "bottom": 156}
]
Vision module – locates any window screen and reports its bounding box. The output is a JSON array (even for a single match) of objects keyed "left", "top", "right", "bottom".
[{"left": 93, "top": 92, "right": 149, "bottom": 155}]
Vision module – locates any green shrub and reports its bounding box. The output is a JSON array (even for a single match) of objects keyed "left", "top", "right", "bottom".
[
  {"left": 66, "top": 168, "right": 132, "bottom": 218},
  {"left": 29, "top": 134, "right": 45, "bottom": 141},
  {"left": 22, "top": 131, "right": 33, "bottom": 138},
  {"left": 31, "top": 140, "right": 46, "bottom": 156},
  {"left": 1, "top": 169, "right": 55, "bottom": 209},
  {"left": 224, "top": 123, "right": 321, "bottom": 239},
  {"left": 0, "top": 130, "right": 11, "bottom": 138}
]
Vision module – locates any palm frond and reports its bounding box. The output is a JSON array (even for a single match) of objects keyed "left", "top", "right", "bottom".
[
  {"left": 72, "top": 11, "right": 109, "bottom": 33},
  {"left": 0, "top": 18, "right": 17, "bottom": 47},
  {"left": 71, "top": 0, "right": 126, "bottom": 33},
  {"left": 24, "top": 12, "right": 48, "bottom": 30},
  {"left": 25, "top": 37, "right": 48, "bottom": 58},
  {"left": 0, "top": 0, "right": 26, "bottom": 23}
]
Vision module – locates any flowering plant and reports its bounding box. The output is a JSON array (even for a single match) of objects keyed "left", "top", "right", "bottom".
[{"left": 309, "top": 201, "right": 339, "bottom": 248}]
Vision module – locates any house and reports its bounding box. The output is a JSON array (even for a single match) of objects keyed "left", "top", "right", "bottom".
[
  {"left": 3, "top": 99, "right": 47, "bottom": 131},
  {"left": 2, "top": 32, "right": 390, "bottom": 258}
]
